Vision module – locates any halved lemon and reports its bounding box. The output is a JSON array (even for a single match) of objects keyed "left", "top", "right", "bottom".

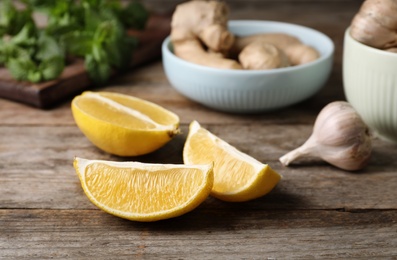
[
  {"left": 183, "top": 121, "right": 281, "bottom": 202},
  {"left": 73, "top": 157, "right": 214, "bottom": 222},
  {"left": 71, "top": 91, "right": 180, "bottom": 156}
]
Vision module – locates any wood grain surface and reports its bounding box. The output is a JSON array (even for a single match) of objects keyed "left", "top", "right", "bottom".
[{"left": 1, "top": 1, "right": 396, "bottom": 259}]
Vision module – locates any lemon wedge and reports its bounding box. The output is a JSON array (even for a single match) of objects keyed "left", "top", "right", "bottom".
[
  {"left": 71, "top": 91, "right": 180, "bottom": 156},
  {"left": 183, "top": 121, "right": 281, "bottom": 202},
  {"left": 73, "top": 157, "right": 213, "bottom": 222}
]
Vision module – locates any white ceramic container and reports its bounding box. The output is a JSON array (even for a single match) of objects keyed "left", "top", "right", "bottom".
[
  {"left": 343, "top": 28, "right": 397, "bottom": 143},
  {"left": 162, "top": 20, "right": 334, "bottom": 113}
]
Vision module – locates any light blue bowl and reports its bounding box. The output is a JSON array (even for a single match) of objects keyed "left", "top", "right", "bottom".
[{"left": 162, "top": 20, "right": 334, "bottom": 113}]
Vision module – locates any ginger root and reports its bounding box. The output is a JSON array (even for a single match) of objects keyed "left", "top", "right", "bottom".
[
  {"left": 350, "top": 0, "right": 397, "bottom": 49},
  {"left": 233, "top": 33, "right": 320, "bottom": 66},
  {"left": 171, "top": 0, "right": 242, "bottom": 69},
  {"left": 170, "top": 1, "right": 320, "bottom": 70},
  {"left": 239, "top": 41, "right": 290, "bottom": 70},
  {"left": 172, "top": 39, "right": 242, "bottom": 69}
]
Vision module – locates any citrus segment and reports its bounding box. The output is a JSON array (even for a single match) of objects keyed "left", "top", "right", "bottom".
[
  {"left": 183, "top": 121, "right": 281, "bottom": 202},
  {"left": 71, "top": 91, "right": 180, "bottom": 156},
  {"left": 74, "top": 157, "right": 213, "bottom": 222}
]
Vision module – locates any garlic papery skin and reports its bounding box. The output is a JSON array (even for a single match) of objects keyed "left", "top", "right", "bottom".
[{"left": 279, "top": 101, "right": 372, "bottom": 171}]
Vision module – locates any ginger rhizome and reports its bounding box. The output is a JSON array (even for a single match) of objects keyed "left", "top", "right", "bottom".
[
  {"left": 233, "top": 33, "right": 320, "bottom": 68},
  {"left": 350, "top": 0, "right": 397, "bottom": 52},
  {"left": 171, "top": 0, "right": 242, "bottom": 69},
  {"left": 238, "top": 41, "right": 290, "bottom": 70},
  {"left": 170, "top": 0, "right": 320, "bottom": 70}
]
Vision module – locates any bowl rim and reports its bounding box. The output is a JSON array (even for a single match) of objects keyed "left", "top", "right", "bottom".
[
  {"left": 162, "top": 19, "right": 335, "bottom": 75},
  {"left": 344, "top": 27, "right": 397, "bottom": 58}
]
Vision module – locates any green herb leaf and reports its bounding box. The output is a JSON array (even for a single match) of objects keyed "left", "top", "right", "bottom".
[
  {"left": 0, "top": 0, "right": 34, "bottom": 36},
  {"left": 7, "top": 57, "right": 37, "bottom": 82},
  {"left": 39, "top": 56, "right": 65, "bottom": 81},
  {"left": 1, "top": 0, "right": 148, "bottom": 83},
  {"left": 36, "top": 32, "right": 64, "bottom": 60},
  {"left": 61, "top": 30, "right": 94, "bottom": 57},
  {"left": 120, "top": 2, "right": 149, "bottom": 30},
  {"left": 85, "top": 54, "right": 111, "bottom": 85}
]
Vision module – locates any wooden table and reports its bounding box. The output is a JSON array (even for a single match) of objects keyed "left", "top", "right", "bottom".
[{"left": 1, "top": 1, "right": 396, "bottom": 258}]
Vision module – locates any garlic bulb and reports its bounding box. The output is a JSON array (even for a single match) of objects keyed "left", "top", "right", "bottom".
[
  {"left": 279, "top": 101, "right": 372, "bottom": 171},
  {"left": 350, "top": 0, "right": 397, "bottom": 50}
]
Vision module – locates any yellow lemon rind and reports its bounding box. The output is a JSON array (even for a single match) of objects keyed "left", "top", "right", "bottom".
[
  {"left": 73, "top": 157, "right": 213, "bottom": 222},
  {"left": 72, "top": 104, "right": 179, "bottom": 156},
  {"left": 210, "top": 164, "right": 281, "bottom": 202},
  {"left": 183, "top": 120, "right": 282, "bottom": 202},
  {"left": 71, "top": 91, "right": 180, "bottom": 156}
]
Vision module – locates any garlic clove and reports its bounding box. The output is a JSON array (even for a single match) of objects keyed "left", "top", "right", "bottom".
[
  {"left": 279, "top": 101, "right": 372, "bottom": 171},
  {"left": 279, "top": 135, "right": 317, "bottom": 166}
]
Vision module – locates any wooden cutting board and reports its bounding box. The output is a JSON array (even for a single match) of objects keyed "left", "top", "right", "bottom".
[{"left": 0, "top": 14, "right": 171, "bottom": 109}]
